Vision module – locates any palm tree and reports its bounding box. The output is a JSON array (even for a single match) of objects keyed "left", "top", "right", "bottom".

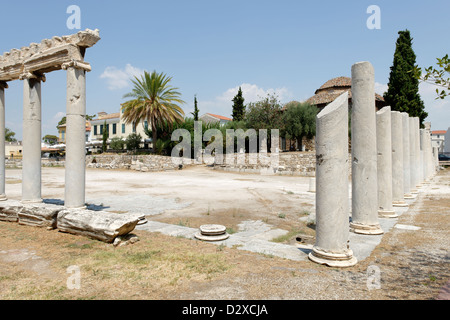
[{"left": 121, "top": 70, "right": 185, "bottom": 152}]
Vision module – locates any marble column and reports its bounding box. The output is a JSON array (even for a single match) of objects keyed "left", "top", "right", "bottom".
[
  {"left": 401, "top": 113, "right": 413, "bottom": 199},
  {"left": 309, "top": 91, "right": 357, "bottom": 267},
  {"left": 22, "top": 74, "right": 44, "bottom": 203},
  {"left": 409, "top": 117, "right": 418, "bottom": 193},
  {"left": 63, "top": 62, "right": 87, "bottom": 208},
  {"left": 414, "top": 117, "right": 422, "bottom": 187},
  {"left": 0, "top": 81, "right": 8, "bottom": 201},
  {"left": 424, "top": 122, "right": 433, "bottom": 180},
  {"left": 376, "top": 106, "right": 396, "bottom": 217},
  {"left": 391, "top": 111, "right": 407, "bottom": 207},
  {"left": 350, "top": 61, "right": 383, "bottom": 235},
  {"left": 420, "top": 128, "right": 426, "bottom": 184}
]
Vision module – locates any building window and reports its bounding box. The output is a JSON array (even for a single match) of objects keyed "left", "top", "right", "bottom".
[
  {"left": 144, "top": 120, "right": 148, "bottom": 130},
  {"left": 132, "top": 122, "right": 136, "bottom": 133},
  {"left": 106, "top": 124, "right": 109, "bottom": 134},
  {"left": 122, "top": 123, "right": 125, "bottom": 134},
  {"left": 113, "top": 123, "right": 117, "bottom": 135},
  {"left": 61, "top": 130, "right": 65, "bottom": 141},
  {"left": 100, "top": 125, "right": 103, "bottom": 135},
  {"left": 94, "top": 125, "right": 97, "bottom": 135}
]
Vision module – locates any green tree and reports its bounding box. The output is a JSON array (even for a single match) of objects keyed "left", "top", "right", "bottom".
[
  {"left": 121, "top": 70, "right": 185, "bottom": 153},
  {"left": 109, "top": 137, "right": 125, "bottom": 150},
  {"left": 282, "top": 102, "right": 317, "bottom": 150},
  {"left": 384, "top": 30, "right": 428, "bottom": 126},
  {"left": 191, "top": 95, "right": 199, "bottom": 121},
  {"left": 42, "top": 134, "right": 58, "bottom": 145},
  {"left": 5, "top": 128, "right": 16, "bottom": 142},
  {"left": 414, "top": 54, "right": 450, "bottom": 100},
  {"left": 125, "top": 133, "right": 142, "bottom": 151},
  {"left": 232, "top": 87, "right": 245, "bottom": 121},
  {"left": 245, "top": 94, "right": 284, "bottom": 150},
  {"left": 56, "top": 114, "right": 95, "bottom": 129},
  {"left": 102, "top": 120, "right": 108, "bottom": 152}
]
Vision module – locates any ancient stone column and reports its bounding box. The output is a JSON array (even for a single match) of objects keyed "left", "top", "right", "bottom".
[
  {"left": 424, "top": 122, "right": 433, "bottom": 180},
  {"left": 401, "top": 113, "right": 413, "bottom": 199},
  {"left": 309, "top": 91, "right": 357, "bottom": 267},
  {"left": 409, "top": 117, "right": 418, "bottom": 193},
  {"left": 391, "top": 111, "right": 407, "bottom": 207},
  {"left": 63, "top": 62, "right": 88, "bottom": 208},
  {"left": 414, "top": 117, "right": 423, "bottom": 187},
  {"left": 0, "top": 81, "right": 8, "bottom": 201},
  {"left": 22, "top": 74, "right": 44, "bottom": 203},
  {"left": 350, "top": 61, "right": 383, "bottom": 235},
  {"left": 420, "top": 128, "right": 426, "bottom": 184},
  {"left": 376, "top": 106, "right": 396, "bottom": 217}
]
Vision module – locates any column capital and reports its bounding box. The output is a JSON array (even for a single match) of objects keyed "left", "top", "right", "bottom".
[
  {"left": 0, "top": 81, "right": 8, "bottom": 89},
  {"left": 62, "top": 59, "right": 92, "bottom": 72},
  {"left": 19, "top": 71, "right": 46, "bottom": 82}
]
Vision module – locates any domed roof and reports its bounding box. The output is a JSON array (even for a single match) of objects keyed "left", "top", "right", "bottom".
[{"left": 316, "top": 76, "right": 351, "bottom": 93}]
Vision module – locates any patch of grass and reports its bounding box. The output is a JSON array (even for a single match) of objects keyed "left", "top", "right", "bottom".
[
  {"left": 271, "top": 228, "right": 301, "bottom": 243},
  {"left": 278, "top": 213, "right": 286, "bottom": 219}
]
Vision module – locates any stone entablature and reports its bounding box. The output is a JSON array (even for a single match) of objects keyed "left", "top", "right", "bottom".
[{"left": 0, "top": 29, "right": 100, "bottom": 81}]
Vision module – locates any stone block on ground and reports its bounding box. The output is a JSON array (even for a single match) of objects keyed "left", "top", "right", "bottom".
[
  {"left": 0, "top": 201, "right": 23, "bottom": 222},
  {"left": 57, "top": 209, "right": 139, "bottom": 243},
  {"left": 18, "top": 204, "right": 62, "bottom": 229}
]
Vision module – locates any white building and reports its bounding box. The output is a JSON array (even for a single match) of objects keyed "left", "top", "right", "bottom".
[
  {"left": 444, "top": 127, "right": 450, "bottom": 155},
  {"left": 199, "top": 113, "right": 232, "bottom": 126},
  {"left": 431, "top": 130, "right": 446, "bottom": 154},
  {"left": 89, "top": 110, "right": 150, "bottom": 151}
]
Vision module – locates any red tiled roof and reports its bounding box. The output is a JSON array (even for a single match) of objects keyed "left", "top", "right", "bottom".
[
  {"left": 206, "top": 113, "right": 232, "bottom": 121},
  {"left": 432, "top": 130, "right": 447, "bottom": 135}
]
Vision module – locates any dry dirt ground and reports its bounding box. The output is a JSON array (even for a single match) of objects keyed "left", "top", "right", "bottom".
[{"left": 0, "top": 165, "right": 448, "bottom": 300}]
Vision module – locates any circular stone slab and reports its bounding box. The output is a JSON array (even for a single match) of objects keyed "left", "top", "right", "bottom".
[
  {"left": 199, "top": 224, "right": 227, "bottom": 236},
  {"left": 194, "top": 232, "right": 229, "bottom": 242}
]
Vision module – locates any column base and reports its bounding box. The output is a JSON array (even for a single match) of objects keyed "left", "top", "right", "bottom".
[
  {"left": 21, "top": 199, "right": 43, "bottom": 204},
  {"left": 350, "top": 221, "right": 384, "bottom": 235},
  {"left": 411, "top": 189, "right": 419, "bottom": 194},
  {"left": 378, "top": 210, "right": 398, "bottom": 218},
  {"left": 392, "top": 201, "right": 408, "bottom": 207},
  {"left": 0, "top": 194, "right": 7, "bottom": 201},
  {"left": 64, "top": 205, "right": 87, "bottom": 210},
  {"left": 308, "top": 247, "right": 357, "bottom": 268},
  {"left": 404, "top": 194, "right": 415, "bottom": 199}
]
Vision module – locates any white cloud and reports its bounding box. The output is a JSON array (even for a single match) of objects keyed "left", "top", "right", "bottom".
[
  {"left": 100, "top": 64, "right": 144, "bottom": 90},
  {"left": 374, "top": 82, "right": 388, "bottom": 96}
]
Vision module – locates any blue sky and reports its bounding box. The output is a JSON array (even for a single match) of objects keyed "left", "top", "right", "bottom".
[{"left": 1, "top": 0, "right": 449, "bottom": 140}]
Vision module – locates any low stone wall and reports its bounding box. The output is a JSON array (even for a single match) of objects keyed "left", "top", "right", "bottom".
[
  {"left": 86, "top": 154, "right": 183, "bottom": 172},
  {"left": 213, "top": 152, "right": 317, "bottom": 176}
]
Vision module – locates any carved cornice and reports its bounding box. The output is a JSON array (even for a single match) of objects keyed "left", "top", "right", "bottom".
[
  {"left": 62, "top": 59, "right": 92, "bottom": 72},
  {"left": 0, "top": 29, "right": 100, "bottom": 81}
]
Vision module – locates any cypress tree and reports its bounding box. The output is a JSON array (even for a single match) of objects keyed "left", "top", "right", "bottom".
[
  {"left": 232, "top": 86, "right": 245, "bottom": 121},
  {"left": 191, "top": 95, "right": 199, "bottom": 121},
  {"left": 384, "top": 30, "right": 428, "bottom": 126}
]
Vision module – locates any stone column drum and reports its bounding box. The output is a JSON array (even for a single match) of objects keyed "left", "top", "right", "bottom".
[
  {"left": 64, "top": 63, "right": 87, "bottom": 208},
  {"left": 391, "top": 111, "right": 407, "bottom": 207},
  {"left": 408, "top": 116, "right": 418, "bottom": 193},
  {"left": 376, "top": 106, "right": 396, "bottom": 217},
  {"left": 401, "top": 113, "right": 413, "bottom": 199},
  {"left": 424, "top": 122, "right": 433, "bottom": 180},
  {"left": 414, "top": 117, "right": 423, "bottom": 186},
  {"left": 22, "top": 76, "right": 43, "bottom": 203},
  {"left": 309, "top": 91, "right": 357, "bottom": 267},
  {"left": 0, "top": 81, "right": 7, "bottom": 201},
  {"left": 350, "top": 61, "right": 383, "bottom": 235},
  {"left": 420, "top": 128, "right": 426, "bottom": 184}
]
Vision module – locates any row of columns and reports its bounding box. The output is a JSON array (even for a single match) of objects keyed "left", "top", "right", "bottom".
[
  {"left": 310, "top": 61, "right": 438, "bottom": 267},
  {"left": 0, "top": 63, "right": 88, "bottom": 208}
]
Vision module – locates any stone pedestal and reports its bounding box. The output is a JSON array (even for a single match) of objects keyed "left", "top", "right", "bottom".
[
  {"left": 376, "top": 107, "right": 397, "bottom": 217},
  {"left": 309, "top": 91, "right": 357, "bottom": 267},
  {"left": 424, "top": 122, "right": 433, "bottom": 180},
  {"left": 349, "top": 61, "right": 383, "bottom": 235},
  {"left": 0, "top": 82, "right": 7, "bottom": 201},
  {"left": 22, "top": 76, "right": 43, "bottom": 203},
  {"left": 64, "top": 64, "right": 87, "bottom": 208},
  {"left": 401, "top": 113, "right": 413, "bottom": 199},
  {"left": 391, "top": 111, "right": 407, "bottom": 207}
]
